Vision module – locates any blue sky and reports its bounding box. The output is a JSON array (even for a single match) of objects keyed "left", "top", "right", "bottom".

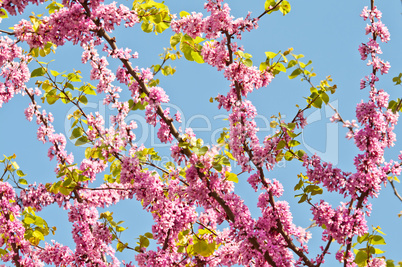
[{"left": 1, "top": 0, "right": 402, "bottom": 265}]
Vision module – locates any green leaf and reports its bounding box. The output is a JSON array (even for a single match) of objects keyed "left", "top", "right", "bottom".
[
  {"left": 354, "top": 250, "right": 368, "bottom": 266},
  {"left": 294, "top": 54, "right": 305, "bottom": 60},
  {"left": 144, "top": 232, "right": 153, "bottom": 239},
  {"left": 18, "top": 178, "right": 28, "bottom": 185},
  {"left": 289, "top": 140, "right": 300, "bottom": 147},
  {"left": 287, "top": 60, "right": 297, "bottom": 68},
  {"left": 265, "top": 51, "right": 277, "bottom": 59},
  {"left": 24, "top": 216, "right": 35, "bottom": 224},
  {"left": 75, "top": 136, "right": 89, "bottom": 146},
  {"left": 70, "top": 127, "right": 84, "bottom": 139},
  {"left": 311, "top": 96, "right": 323, "bottom": 109},
  {"left": 170, "top": 33, "right": 182, "bottom": 49},
  {"left": 16, "top": 170, "right": 26, "bottom": 177},
  {"left": 289, "top": 68, "right": 302, "bottom": 79},
  {"left": 321, "top": 92, "right": 329, "bottom": 104},
  {"left": 224, "top": 151, "right": 235, "bottom": 160},
  {"left": 11, "top": 161, "right": 19, "bottom": 170},
  {"left": 116, "top": 242, "right": 127, "bottom": 252},
  {"left": 32, "top": 230, "right": 45, "bottom": 240},
  {"left": 0, "top": 9, "right": 8, "bottom": 19},
  {"left": 276, "top": 140, "right": 286, "bottom": 150},
  {"left": 284, "top": 151, "right": 293, "bottom": 161},
  {"left": 50, "top": 70, "right": 60, "bottom": 76},
  {"left": 63, "top": 177, "right": 73, "bottom": 187},
  {"left": 59, "top": 186, "right": 71, "bottom": 196},
  {"left": 180, "top": 34, "right": 195, "bottom": 61},
  {"left": 34, "top": 216, "right": 45, "bottom": 228},
  {"left": 225, "top": 172, "right": 238, "bottom": 183},
  {"left": 264, "top": 0, "right": 277, "bottom": 11},
  {"left": 374, "top": 248, "right": 385, "bottom": 254},
  {"left": 139, "top": 236, "right": 150, "bottom": 247},
  {"left": 274, "top": 62, "right": 286, "bottom": 73},
  {"left": 193, "top": 239, "right": 215, "bottom": 257},
  {"left": 191, "top": 51, "right": 204, "bottom": 64},
  {"left": 116, "top": 226, "right": 126, "bottom": 232},
  {"left": 259, "top": 62, "right": 268, "bottom": 71},
  {"left": 370, "top": 235, "right": 386, "bottom": 245},
  {"left": 212, "top": 163, "right": 222, "bottom": 172},
  {"left": 386, "top": 259, "right": 396, "bottom": 267},
  {"left": 85, "top": 147, "right": 92, "bottom": 159},
  {"left": 279, "top": 1, "right": 291, "bottom": 15},
  {"left": 141, "top": 21, "right": 153, "bottom": 33},
  {"left": 31, "top": 67, "right": 47, "bottom": 78},
  {"left": 79, "top": 95, "right": 88, "bottom": 105},
  {"left": 296, "top": 150, "right": 305, "bottom": 159},
  {"left": 180, "top": 11, "right": 190, "bottom": 18},
  {"left": 357, "top": 233, "right": 369, "bottom": 244},
  {"left": 244, "top": 58, "right": 253, "bottom": 67},
  {"left": 197, "top": 146, "right": 208, "bottom": 155},
  {"left": 393, "top": 73, "right": 402, "bottom": 85},
  {"left": 298, "top": 194, "right": 307, "bottom": 203},
  {"left": 294, "top": 180, "right": 303, "bottom": 191},
  {"left": 80, "top": 85, "right": 97, "bottom": 95}
]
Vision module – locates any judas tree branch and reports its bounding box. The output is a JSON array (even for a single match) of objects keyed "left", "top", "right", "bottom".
[
  {"left": 0, "top": 29, "right": 15, "bottom": 35},
  {"left": 390, "top": 180, "right": 402, "bottom": 203}
]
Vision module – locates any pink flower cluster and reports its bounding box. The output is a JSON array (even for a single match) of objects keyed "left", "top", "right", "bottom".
[
  {"left": 312, "top": 201, "right": 368, "bottom": 244},
  {"left": 19, "top": 183, "right": 70, "bottom": 211},
  {"left": 0, "top": 182, "right": 34, "bottom": 265},
  {"left": 224, "top": 62, "right": 273, "bottom": 98},
  {"left": 25, "top": 98, "right": 74, "bottom": 166},
  {"left": 0, "top": 36, "right": 30, "bottom": 108},
  {"left": 0, "top": 0, "right": 45, "bottom": 16},
  {"left": 68, "top": 201, "right": 119, "bottom": 266},
  {"left": 359, "top": 5, "right": 390, "bottom": 84},
  {"left": 13, "top": 2, "right": 138, "bottom": 48},
  {"left": 171, "top": 0, "right": 256, "bottom": 40}
]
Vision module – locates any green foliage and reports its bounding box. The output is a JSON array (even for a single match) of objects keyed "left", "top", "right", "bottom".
[
  {"left": 189, "top": 228, "right": 219, "bottom": 257},
  {"left": 268, "top": 115, "right": 304, "bottom": 162},
  {"left": 388, "top": 99, "right": 402, "bottom": 113},
  {"left": 0, "top": 154, "right": 28, "bottom": 187},
  {"left": 22, "top": 207, "right": 55, "bottom": 246},
  {"left": 99, "top": 211, "right": 132, "bottom": 252},
  {"left": 45, "top": 0, "right": 64, "bottom": 14},
  {"left": 392, "top": 73, "right": 402, "bottom": 85},
  {"left": 31, "top": 42, "right": 57, "bottom": 58},
  {"left": 294, "top": 173, "right": 323, "bottom": 204},
  {"left": 225, "top": 171, "right": 238, "bottom": 183},
  {"left": 176, "top": 228, "right": 219, "bottom": 258},
  {"left": 285, "top": 52, "right": 337, "bottom": 109},
  {"left": 236, "top": 51, "right": 253, "bottom": 67},
  {"left": 33, "top": 62, "right": 96, "bottom": 107},
  {"left": 170, "top": 33, "right": 204, "bottom": 63},
  {"left": 388, "top": 75, "right": 402, "bottom": 113},
  {"left": 264, "top": 0, "right": 291, "bottom": 16},
  {"left": 0, "top": 8, "right": 8, "bottom": 19},
  {"left": 352, "top": 226, "right": 388, "bottom": 267},
  {"left": 133, "top": 0, "right": 171, "bottom": 34},
  {"left": 387, "top": 259, "right": 402, "bottom": 267},
  {"left": 134, "top": 233, "right": 153, "bottom": 252},
  {"left": 259, "top": 48, "right": 293, "bottom": 76}
]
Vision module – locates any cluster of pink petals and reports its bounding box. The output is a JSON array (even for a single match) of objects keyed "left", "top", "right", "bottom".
[
  {"left": 13, "top": 2, "right": 138, "bottom": 48},
  {"left": 0, "top": 36, "right": 30, "bottom": 108},
  {"left": 312, "top": 201, "right": 368, "bottom": 244},
  {"left": 171, "top": 0, "right": 256, "bottom": 40},
  {"left": 25, "top": 100, "right": 74, "bottom": 166},
  {"left": 0, "top": 0, "right": 45, "bottom": 16},
  {"left": 0, "top": 182, "right": 37, "bottom": 265}
]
